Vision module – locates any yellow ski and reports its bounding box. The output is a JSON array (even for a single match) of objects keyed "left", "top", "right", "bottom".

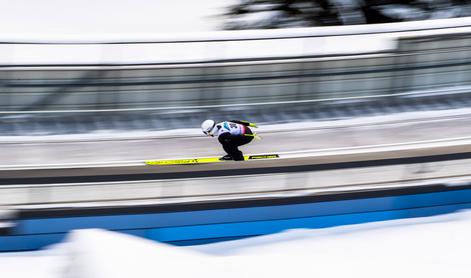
[{"left": 145, "top": 154, "right": 279, "bottom": 166}]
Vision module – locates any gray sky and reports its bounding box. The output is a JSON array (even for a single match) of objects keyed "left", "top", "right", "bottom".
[{"left": 0, "top": 0, "right": 234, "bottom": 35}]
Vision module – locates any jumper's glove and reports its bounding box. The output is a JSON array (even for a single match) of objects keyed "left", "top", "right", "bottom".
[
  {"left": 248, "top": 122, "right": 258, "bottom": 128},
  {"left": 244, "top": 133, "right": 262, "bottom": 140}
]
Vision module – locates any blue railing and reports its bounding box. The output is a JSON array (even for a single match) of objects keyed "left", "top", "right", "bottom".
[{"left": 2, "top": 186, "right": 471, "bottom": 252}]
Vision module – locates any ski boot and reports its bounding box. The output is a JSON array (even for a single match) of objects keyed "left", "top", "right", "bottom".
[{"left": 219, "top": 154, "right": 233, "bottom": 161}]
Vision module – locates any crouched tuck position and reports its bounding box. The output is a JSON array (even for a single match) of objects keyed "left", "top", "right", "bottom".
[{"left": 201, "top": 119, "right": 258, "bottom": 161}]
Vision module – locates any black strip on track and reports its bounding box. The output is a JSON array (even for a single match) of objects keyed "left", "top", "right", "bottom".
[{"left": 3, "top": 151, "right": 471, "bottom": 186}]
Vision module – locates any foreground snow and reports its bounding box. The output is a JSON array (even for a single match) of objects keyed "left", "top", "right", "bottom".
[{"left": 1, "top": 210, "right": 471, "bottom": 277}]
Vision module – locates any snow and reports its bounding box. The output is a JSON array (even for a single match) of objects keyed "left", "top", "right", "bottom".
[{"left": 2, "top": 210, "right": 471, "bottom": 277}]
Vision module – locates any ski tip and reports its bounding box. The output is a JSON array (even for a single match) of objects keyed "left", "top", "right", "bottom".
[
  {"left": 145, "top": 157, "right": 220, "bottom": 166},
  {"left": 145, "top": 159, "right": 200, "bottom": 166}
]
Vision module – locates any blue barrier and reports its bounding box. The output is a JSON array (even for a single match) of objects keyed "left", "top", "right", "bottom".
[{"left": 1, "top": 188, "right": 471, "bottom": 252}]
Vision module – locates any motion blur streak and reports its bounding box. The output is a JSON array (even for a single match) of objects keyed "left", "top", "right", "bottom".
[{"left": 0, "top": 13, "right": 471, "bottom": 278}]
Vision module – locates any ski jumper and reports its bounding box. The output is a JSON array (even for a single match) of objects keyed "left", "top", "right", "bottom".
[{"left": 212, "top": 120, "right": 253, "bottom": 160}]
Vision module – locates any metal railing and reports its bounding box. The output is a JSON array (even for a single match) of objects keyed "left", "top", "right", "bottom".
[{"left": 0, "top": 19, "right": 471, "bottom": 135}]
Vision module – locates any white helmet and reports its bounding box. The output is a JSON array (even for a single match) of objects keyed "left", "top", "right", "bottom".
[{"left": 201, "top": 119, "right": 216, "bottom": 136}]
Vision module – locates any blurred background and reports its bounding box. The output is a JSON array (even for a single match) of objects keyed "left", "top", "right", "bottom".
[
  {"left": 1, "top": 1, "right": 471, "bottom": 277},
  {"left": 224, "top": 0, "right": 471, "bottom": 29}
]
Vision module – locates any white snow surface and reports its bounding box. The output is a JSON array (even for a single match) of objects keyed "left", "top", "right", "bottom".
[{"left": 1, "top": 210, "right": 471, "bottom": 277}]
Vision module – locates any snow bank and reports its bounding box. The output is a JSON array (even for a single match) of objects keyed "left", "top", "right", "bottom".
[{"left": 2, "top": 210, "right": 471, "bottom": 277}]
